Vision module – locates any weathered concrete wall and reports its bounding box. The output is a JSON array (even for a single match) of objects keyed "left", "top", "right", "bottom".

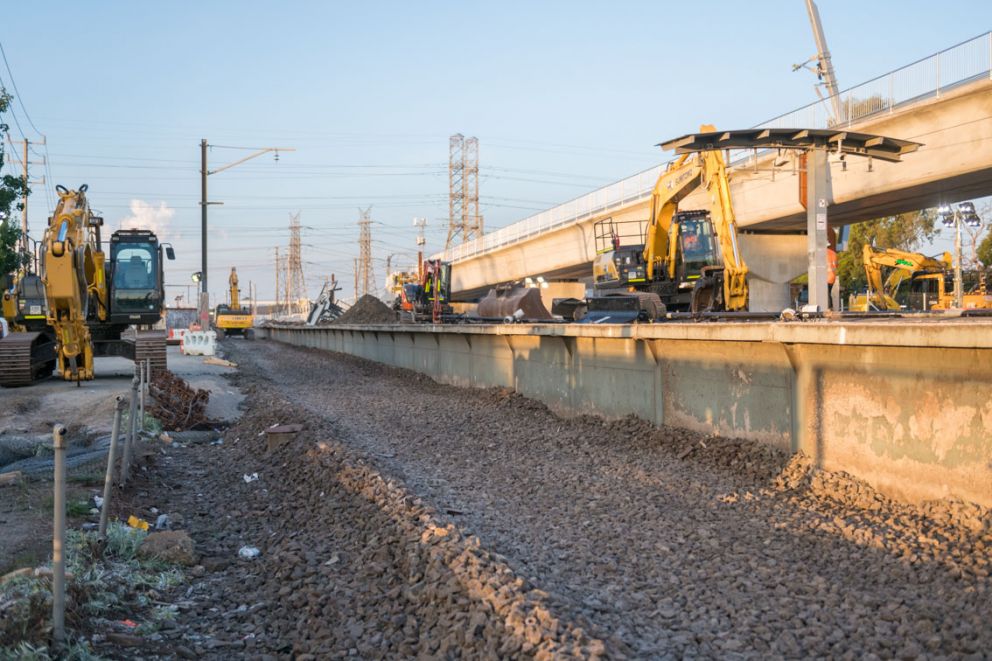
[{"left": 260, "top": 321, "right": 992, "bottom": 508}]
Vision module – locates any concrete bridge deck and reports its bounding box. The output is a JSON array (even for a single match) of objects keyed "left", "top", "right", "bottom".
[
  {"left": 260, "top": 319, "right": 992, "bottom": 510},
  {"left": 441, "top": 33, "right": 992, "bottom": 307}
]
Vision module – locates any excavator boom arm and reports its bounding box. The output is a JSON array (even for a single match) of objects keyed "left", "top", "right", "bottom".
[
  {"left": 862, "top": 245, "right": 952, "bottom": 309},
  {"left": 642, "top": 124, "right": 748, "bottom": 309},
  {"left": 229, "top": 268, "right": 240, "bottom": 310}
]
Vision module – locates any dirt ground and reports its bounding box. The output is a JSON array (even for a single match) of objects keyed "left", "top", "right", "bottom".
[
  {"left": 0, "top": 348, "right": 241, "bottom": 579},
  {"left": 4, "top": 338, "right": 990, "bottom": 657},
  {"left": 73, "top": 338, "right": 990, "bottom": 659}
]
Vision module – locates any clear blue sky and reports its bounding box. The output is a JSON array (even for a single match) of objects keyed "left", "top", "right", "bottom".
[{"left": 1, "top": 1, "right": 990, "bottom": 303}]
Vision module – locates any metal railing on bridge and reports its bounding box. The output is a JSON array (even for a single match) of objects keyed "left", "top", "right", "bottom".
[{"left": 441, "top": 31, "right": 992, "bottom": 265}]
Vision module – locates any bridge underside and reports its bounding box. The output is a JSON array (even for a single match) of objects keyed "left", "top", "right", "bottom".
[{"left": 448, "top": 78, "right": 992, "bottom": 306}]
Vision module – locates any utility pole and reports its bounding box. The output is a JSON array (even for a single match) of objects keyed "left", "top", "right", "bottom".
[
  {"left": 274, "top": 247, "right": 281, "bottom": 315},
  {"left": 795, "top": 0, "right": 843, "bottom": 125},
  {"left": 353, "top": 257, "right": 359, "bottom": 302},
  {"left": 200, "top": 139, "right": 208, "bottom": 299},
  {"left": 414, "top": 216, "right": 427, "bottom": 276},
  {"left": 9, "top": 137, "right": 46, "bottom": 258},
  {"left": 21, "top": 138, "right": 28, "bottom": 254},
  {"left": 199, "top": 140, "right": 295, "bottom": 321}
]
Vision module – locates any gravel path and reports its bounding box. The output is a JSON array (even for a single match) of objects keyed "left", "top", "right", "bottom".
[{"left": 214, "top": 340, "right": 990, "bottom": 659}]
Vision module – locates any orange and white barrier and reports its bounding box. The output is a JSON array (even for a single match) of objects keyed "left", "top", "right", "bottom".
[
  {"left": 180, "top": 330, "right": 217, "bottom": 356},
  {"left": 167, "top": 328, "right": 190, "bottom": 345}
]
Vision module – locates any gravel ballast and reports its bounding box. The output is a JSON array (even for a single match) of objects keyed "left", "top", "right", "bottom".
[{"left": 121, "top": 339, "right": 989, "bottom": 658}]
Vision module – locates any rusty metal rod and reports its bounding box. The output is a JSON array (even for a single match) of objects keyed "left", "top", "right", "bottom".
[
  {"left": 98, "top": 396, "right": 127, "bottom": 540},
  {"left": 138, "top": 360, "right": 147, "bottom": 432},
  {"left": 121, "top": 370, "right": 140, "bottom": 486}
]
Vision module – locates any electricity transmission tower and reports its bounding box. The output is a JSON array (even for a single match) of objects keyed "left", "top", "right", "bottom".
[
  {"left": 286, "top": 213, "right": 307, "bottom": 315},
  {"left": 357, "top": 206, "right": 374, "bottom": 298},
  {"left": 446, "top": 134, "right": 482, "bottom": 249}
]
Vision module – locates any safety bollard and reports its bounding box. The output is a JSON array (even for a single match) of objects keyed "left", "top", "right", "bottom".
[
  {"left": 98, "top": 396, "right": 127, "bottom": 541},
  {"left": 120, "top": 370, "right": 140, "bottom": 486},
  {"left": 52, "top": 424, "right": 67, "bottom": 649}
]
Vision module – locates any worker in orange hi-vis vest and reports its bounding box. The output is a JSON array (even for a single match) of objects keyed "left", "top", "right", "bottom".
[{"left": 826, "top": 246, "right": 838, "bottom": 308}]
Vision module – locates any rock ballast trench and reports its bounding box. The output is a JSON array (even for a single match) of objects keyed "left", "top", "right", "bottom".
[{"left": 124, "top": 339, "right": 990, "bottom": 658}]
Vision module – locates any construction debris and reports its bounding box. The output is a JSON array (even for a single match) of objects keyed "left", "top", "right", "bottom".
[
  {"left": 0, "top": 471, "right": 23, "bottom": 488},
  {"left": 332, "top": 294, "right": 397, "bottom": 325},
  {"left": 265, "top": 423, "right": 303, "bottom": 451},
  {"left": 148, "top": 371, "right": 211, "bottom": 431},
  {"left": 203, "top": 356, "right": 237, "bottom": 368}
]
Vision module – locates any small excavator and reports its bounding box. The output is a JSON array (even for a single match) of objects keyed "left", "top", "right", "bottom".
[
  {"left": 393, "top": 258, "right": 452, "bottom": 323},
  {"left": 585, "top": 125, "right": 748, "bottom": 322},
  {"left": 214, "top": 267, "right": 254, "bottom": 338},
  {"left": 852, "top": 244, "right": 992, "bottom": 311},
  {"left": 0, "top": 185, "right": 174, "bottom": 386}
]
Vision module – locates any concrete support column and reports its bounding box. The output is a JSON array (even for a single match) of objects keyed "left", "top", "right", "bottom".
[{"left": 806, "top": 149, "right": 830, "bottom": 310}]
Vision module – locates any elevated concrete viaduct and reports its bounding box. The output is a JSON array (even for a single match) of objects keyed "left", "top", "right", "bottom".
[{"left": 442, "top": 34, "right": 992, "bottom": 310}]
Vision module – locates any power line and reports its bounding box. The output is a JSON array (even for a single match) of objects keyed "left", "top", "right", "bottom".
[{"left": 0, "top": 40, "right": 42, "bottom": 135}]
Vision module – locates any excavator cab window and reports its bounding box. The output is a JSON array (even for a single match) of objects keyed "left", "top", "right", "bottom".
[
  {"left": 110, "top": 242, "right": 161, "bottom": 314},
  {"left": 678, "top": 216, "right": 719, "bottom": 278}
]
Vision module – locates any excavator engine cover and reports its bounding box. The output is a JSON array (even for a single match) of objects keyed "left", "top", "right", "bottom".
[{"left": 477, "top": 287, "right": 552, "bottom": 321}]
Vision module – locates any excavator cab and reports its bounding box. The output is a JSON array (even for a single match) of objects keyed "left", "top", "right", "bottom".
[
  {"left": 906, "top": 271, "right": 951, "bottom": 311},
  {"left": 108, "top": 229, "right": 173, "bottom": 325},
  {"left": 3, "top": 274, "right": 49, "bottom": 332},
  {"left": 675, "top": 212, "right": 720, "bottom": 281}
]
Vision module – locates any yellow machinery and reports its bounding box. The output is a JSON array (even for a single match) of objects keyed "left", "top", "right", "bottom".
[
  {"left": 385, "top": 269, "right": 419, "bottom": 311},
  {"left": 588, "top": 124, "right": 747, "bottom": 321},
  {"left": 214, "top": 267, "right": 254, "bottom": 338},
  {"left": 852, "top": 244, "right": 992, "bottom": 311},
  {"left": 2, "top": 271, "right": 48, "bottom": 333},
  {"left": 0, "top": 185, "right": 174, "bottom": 386}
]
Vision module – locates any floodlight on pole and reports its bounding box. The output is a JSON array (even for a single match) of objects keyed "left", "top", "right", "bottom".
[{"left": 938, "top": 202, "right": 983, "bottom": 308}]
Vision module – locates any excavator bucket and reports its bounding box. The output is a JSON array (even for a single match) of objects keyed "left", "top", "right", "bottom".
[
  {"left": 477, "top": 287, "right": 552, "bottom": 322},
  {"left": 581, "top": 294, "right": 642, "bottom": 324}
]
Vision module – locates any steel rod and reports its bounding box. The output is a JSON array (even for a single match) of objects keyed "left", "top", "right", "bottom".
[
  {"left": 98, "top": 396, "right": 127, "bottom": 540},
  {"left": 52, "top": 424, "right": 67, "bottom": 648}
]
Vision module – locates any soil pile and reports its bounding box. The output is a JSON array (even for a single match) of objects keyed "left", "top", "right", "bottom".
[{"left": 333, "top": 295, "right": 397, "bottom": 325}]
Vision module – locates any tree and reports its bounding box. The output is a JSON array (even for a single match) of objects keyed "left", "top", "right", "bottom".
[
  {"left": 978, "top": 227, "right": 992, "bottom": 270},
  {"left": 0, "top": 87, "right": 30, "bottom": 279},
  {"left": 836, "top": 210, "right": 939, "bottom": 294}
]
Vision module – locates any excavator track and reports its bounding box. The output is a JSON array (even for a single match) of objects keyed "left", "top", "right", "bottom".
[
  {"left": 133, "top": 330, "right": 168, "bottom": 379},
  {"left": 0, "top": 332, "right": 57, "bottom": 387}
]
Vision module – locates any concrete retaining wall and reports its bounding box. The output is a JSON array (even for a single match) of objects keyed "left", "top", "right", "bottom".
[{"left": 261, "top": 321, "right": 992, "bottom": 508}]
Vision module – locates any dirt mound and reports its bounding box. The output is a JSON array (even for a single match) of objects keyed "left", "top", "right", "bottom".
[{"left": 333, "top": 295, "right": 397, "bottom": 325}]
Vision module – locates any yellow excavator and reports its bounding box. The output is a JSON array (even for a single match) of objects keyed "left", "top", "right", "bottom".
[
  {"left": 213, "top": 267, "right": 254, "bottom": 338},
  {"left": 586, "top": 124, "right": 748, "bottom": 321},
  {"left": 853, "top": 244, "right": 992, "bottom": 311},
  {"left": 0, "top": 185, "right": 175, "bottom": 386}
]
